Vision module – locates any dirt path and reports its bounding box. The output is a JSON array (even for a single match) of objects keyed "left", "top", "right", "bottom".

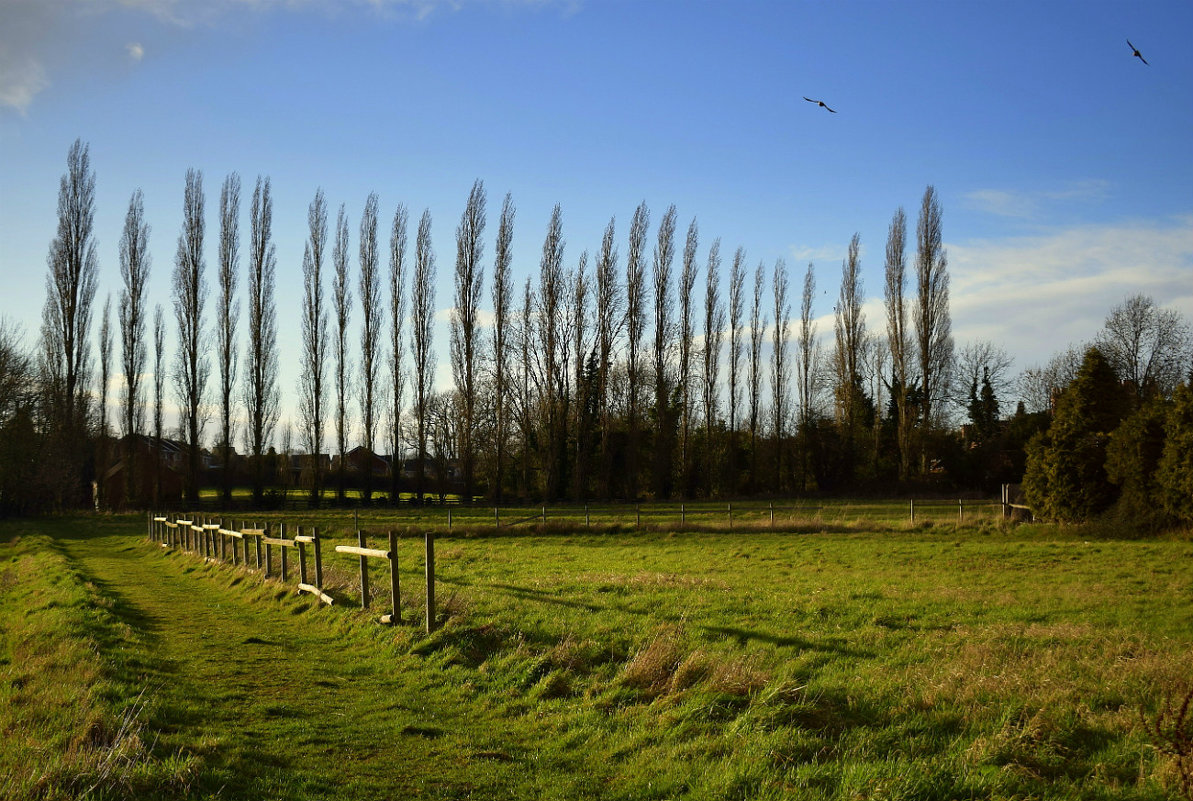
[{"left": 56, "top": 525, "right": 523, "bottom": 800}]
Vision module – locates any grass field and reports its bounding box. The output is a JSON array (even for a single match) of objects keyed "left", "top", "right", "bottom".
[{"left": 2, "top": 511, "right": 1191, "bottom": 799}]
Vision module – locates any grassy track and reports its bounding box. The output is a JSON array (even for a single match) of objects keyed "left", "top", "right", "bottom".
[{"left": 3, "top": 515, "right": 1192, "bottom": 799}]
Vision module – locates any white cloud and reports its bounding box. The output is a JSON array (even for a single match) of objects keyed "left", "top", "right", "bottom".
[
  {"left": 962, "top": 180, "right": 1111, "bottom": 219},
  {"left": 0, "top": 56, "right": 48, "bottom": 113},
  {"left": 126, "top": 42, "right": 145, "bottom": 61},
  {"left": 947, "top": 215, "right": 1193, "bottom": 367}
]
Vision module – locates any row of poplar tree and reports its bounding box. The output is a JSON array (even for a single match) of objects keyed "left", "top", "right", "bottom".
[{"left": 8, "top": 138, "right": 1188, "bottom": 516}]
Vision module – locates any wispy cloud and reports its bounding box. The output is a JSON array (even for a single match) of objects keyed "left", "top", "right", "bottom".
[
  {"left": 947, "top": 214, "right": 1193, "bottom": 366},
  {"left": 0, "top": 0, "right": 580, "bottom": 112},
  {"left": 962, "top": 180, "right": 1111, "bottom": 219}
]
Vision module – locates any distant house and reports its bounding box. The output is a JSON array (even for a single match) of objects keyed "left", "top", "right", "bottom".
[
  {"left": 99, "top": 434, "right": 184, "bottom": 509},
  {"left": 339, "top": 446, "right": 390, "bottom": 478}
]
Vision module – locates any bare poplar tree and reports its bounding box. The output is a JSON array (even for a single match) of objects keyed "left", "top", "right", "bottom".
[
  {"left": 537, "top": 204, "right": 566, "bottom": 500},
  {"left": 451, "top": 180, "right": 486, "bottom": 504},
  {"left": 97, "top": 295, "right": 112, "bottom": 505},
  {"left": 491, "top": 194, "right": 515, "bottom": 505},
  {"left": 172, "top": 168, "right": 208, "bottom": 507},
  {"left": 771, "top": 259, "right": 791, "bottom": 493},
  {"left": 331, "top": 205, "right": 352, "bottom": 504},
  {"left": 748, "top": 261, "right": 766, "bottom": 493},
  {"left": 624, "top": 201, "right": 650, "bottom": 499},
  {"left": 595, "top": 217, "right": 620, "bottom": 499},
  {"left": 118, "top": 190, "right": 150, "bottom": 506},
  {"left": 357, "top": 192, "right": 381, "bottom": 504},
  {"left": 702, "top": 239, "right": 725, "bottom": 497},
  {"left": 216, "top": 173, "right": 240, "bottom": 506},
  {"left": 41, "top": 138, "right": 98, "bottom": 506},
  {"left": 388, "top": 203, "right": 408, "bottom": 505},
  {"left": 914, "top": 185, "right": 953, "bottom": 449},
  {"left": 518, "top": 279, "right": 535, "bottom": 499},
  {"left": 410, "top": 209, "right": 436, "bottom": 504},
  {"left": 796, "top": 263, "right": 818, "bottom": 489},
  {"left": 299, "top": 189, "right": 329, "bottom": 507},
  {"left": 883, "top": 207, "right": 912, "bottom": 479},
  {"left": 677, "top": 219, "right": 699, "bottom": 497},
  {"left": 152, "top": 304, "right": 165, "bottom": 505},
  {"left": 245, "top": 175, "right": 279, "bottom": 507},
  {"left": 727, "top": 246, "right": 746, "bottom": 493},
  {"left": 833, "top": 233, "right": 866, "bottom": 475},
  {"left": 571, "top": 250, "right": 591, "bottom": 500},
  {"left": 649, "top": 204, "right": 677, "bottom": 498}
]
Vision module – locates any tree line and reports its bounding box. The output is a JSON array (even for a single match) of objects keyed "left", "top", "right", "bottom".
[{"left": 1, "top": 139, "right": 1191, "bottom": 518}]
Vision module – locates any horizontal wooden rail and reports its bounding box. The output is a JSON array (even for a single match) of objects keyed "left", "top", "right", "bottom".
[
  {"left": 335, "top": 545, "right": 392, "bottom": 560},
  {"left": 297, "top": 583, "right": 334, "bottom": 605},
  {"left": 262, "top": 537, "right": 297, "bottom": 548}
]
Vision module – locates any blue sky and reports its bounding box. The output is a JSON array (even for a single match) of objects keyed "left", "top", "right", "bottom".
[{"left": 1, "top": 0, "right": 1191, "bottom": 443}]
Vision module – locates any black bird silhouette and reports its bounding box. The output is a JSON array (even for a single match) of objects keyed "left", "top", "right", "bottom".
[
  {"left": 803, "top": 96, "right": 837, "bottom": 113},
  {"left": 1127, "top": 39, "right": 1148, "bottom": 65}
]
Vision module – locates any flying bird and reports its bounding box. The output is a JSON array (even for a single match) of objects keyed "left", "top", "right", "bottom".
[
  {"left": 803, "top": 96, "right": 837, "bottom": 113},
  {"left": 1127, "top": 39, "right": 1148, "bottom": 65}
]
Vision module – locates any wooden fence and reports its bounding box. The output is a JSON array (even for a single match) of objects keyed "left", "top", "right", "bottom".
[{"left": 148, "top": 514, "right": 438, "bottom": 632}]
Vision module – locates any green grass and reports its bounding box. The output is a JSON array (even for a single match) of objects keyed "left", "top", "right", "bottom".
[{"left": 3, "top": 513, "right": 1191, "bottom": 799}]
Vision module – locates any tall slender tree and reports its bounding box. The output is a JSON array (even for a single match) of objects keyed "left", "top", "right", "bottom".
[
  {"left": 245, "top": 175, "right": 279, "bottom": 507},
  {"left": 357, "top": 192, "right": 381, "bottom": 504},
  {"left": 97, "top": 294, "right": 112, "bottom": 505},
  {"left": 388, "top": 203, "right": 408, "bottom": 505},
  {"left": 537, "top": 204, "right": 566, "bottom": 500},
  {"left": 518, "top": 279, "right": 535, "bottom": 499},
  {"left": 650, "top": 204, "right": 677, "bottom": 498},
  {"left": 411, "top": 209, "right": 436, "bottom": 504},
  {"left": 727, "top": 247, "right": 746, "bottom": 493},
  {"left": 152, "top": 304, "right": 165, "bottom": 506},
  {"left": 490, "top": 194, "right": 515, "bottom": 505},
  {"left": 331, "top": 205, "right": 352, "bottom": 504},
  {"left": 748, "top": 262, "right": 766, "bottom": 494},
  {"left": 702, "top": 239, "right": 725, "bottom": 497},
  {"left": 624, "top": 202, "right": 649, "bottom": 499},
  {"left": 216, "top": 173, "right": 240, "bottom": 506},
  {"left": 883, "top": 207, "right": 912, "bottom": 480},
  {"left": 118, "top": 189, "right": 150, "bottom": 507},
  {"left": 677, "top": 219, "right": 699, "bottom": 497},
  {"left": 41, "top": 138, "right": 99, "bottom": 507},
  {"left": 595, "top": 217, "right": 620, "bottom": 499},
  {"left": 796, "top": 263, "right": 818, "bottom": 490},
  {"left": 172, "top": 168, "right": 208, "bottom": 508},
  {"left": 771, "top": 259, "right": 791, "bottom": 493},
  {"left": 299, "top": 189, "right": 328, "bottom": 507},
  {"left": 914, "top": 185, "right": 953, "bottom": 458},
  {"left": 451, "top": 180, "right": 486, "bottom": 504},
  {"left": 571, "top": 250, "right": 591, "bottom": 500},
  {"left": 833, "top": 233, "right": 866, "bottom": 477}
]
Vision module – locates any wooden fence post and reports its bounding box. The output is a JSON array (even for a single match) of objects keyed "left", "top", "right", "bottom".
[
  {"left": 494, "top": 507, "right": 500, "bottom": 529},
  {"left": 425, "top": 530, "right": 436, "bottom": 634},
  {"left": 585, "top": 504, "right": 590, "bottom": 528},
  {"left": 728, "top": 503, "right": 733, "bottom": 530},
  {"left": 680, "top": 503, "right": 685, "bottom": 526},
  {"left": 313, "top": 528, "right": 323, "bottom": 591},
  {"left": 910, "top": 499, "right": 915, "bottom": 523},
  {"left": 770, "top": 502, "right": 774, "bottom": 528},
  {"left": 280, "top": 522, "right": 289, "bottom": 582},
  {"left": 357, "top": 529, "right": 370, "bottom": 610},
  {"left": 297, "top": 525, "right": 308, "bottom": 587},
  {"left": 264, "top": 523, "right": 273, "bottom": 577},
  {"left": 388, "top": 530, "right": 401, "bottom": 625},
  {"left": 254, "top": 524, "right": 262, "bottom": 569},
  {"left": 958, "top": 499, "right": 963, "bottom": 523}
]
